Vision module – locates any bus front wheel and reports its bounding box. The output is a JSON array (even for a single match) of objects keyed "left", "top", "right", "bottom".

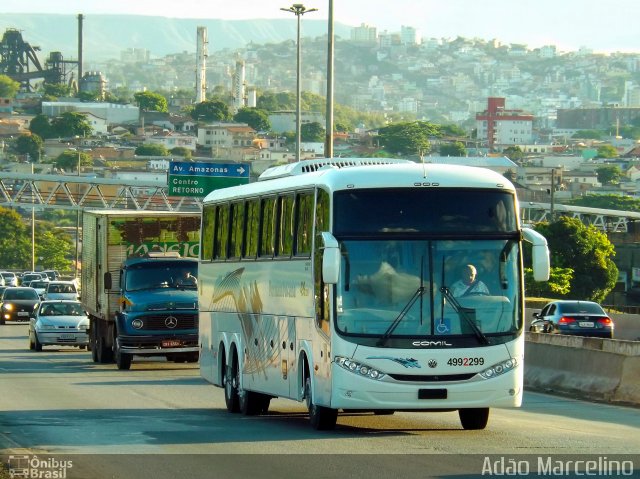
[
  {"left": 304, "top": 375, "right": 337, "bottom": 430},
  {"left": 459, "top": 407, "right": 489, "bottom": 430}
]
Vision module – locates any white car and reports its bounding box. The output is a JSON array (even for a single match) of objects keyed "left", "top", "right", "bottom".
[
  {"left": 44, "top": 281, "right": 79, "bottom": 301},
  {"left": 29, "top": 300, "right": 89, "bottom": 351}
]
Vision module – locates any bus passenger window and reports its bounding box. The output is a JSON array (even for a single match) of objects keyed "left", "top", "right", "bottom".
[
  {"left": 214, "top": 204, "right": 230, "bottom": 260},
  {"left": 295, "top": 192, "right": 313, "bottom": 256},
  {"left": 201, "top": 205, "right": 215, "bottom": 261},
  {"left": 230, "top": 202, "right": 245, "bottom": 259},
  {"left": 259, "top": 197, "right": 276, "bottom": 258},
  {"left": 277, "top": 194, "right": 294, "bottom": 257},
  {"left": 245, "top": 199, "right": 260, "bottom": 259}
]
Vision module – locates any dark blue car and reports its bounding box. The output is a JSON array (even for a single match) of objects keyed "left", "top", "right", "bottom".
[{"left": 530, "top": 300, "right": 613, "bottom": 339}]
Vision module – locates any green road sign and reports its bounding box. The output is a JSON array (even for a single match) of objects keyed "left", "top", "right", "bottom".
[{"left": 168, "top": 161, "right": 250, "bottom": 197}]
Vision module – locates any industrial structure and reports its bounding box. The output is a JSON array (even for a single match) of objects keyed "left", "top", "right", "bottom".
[
  {"left": 0, "top": 14, "right": 84, "bottom": 92},
  {"left": 195, "top": 26, "right": 207, "bottom": 104}
]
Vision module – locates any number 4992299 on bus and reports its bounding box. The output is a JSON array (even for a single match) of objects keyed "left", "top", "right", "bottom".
[{"left": 198, "top": 158, "right": 550, "bottom": 430}]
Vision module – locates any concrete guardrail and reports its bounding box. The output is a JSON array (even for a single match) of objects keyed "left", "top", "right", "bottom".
[{"left": 524, "top": 332, "right": 640, "bottom": 406}]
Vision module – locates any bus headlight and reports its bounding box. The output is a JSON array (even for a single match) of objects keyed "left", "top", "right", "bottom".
[
  {"left": 478, "top": 358, "right": 518, "bottom": 379},
  {"left": 335, "top": 356, "right": 385, "bottom": 380}
]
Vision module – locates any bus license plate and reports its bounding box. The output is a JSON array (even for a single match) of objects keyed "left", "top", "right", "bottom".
[
  {"left": 162, "top": 340, "right": 182, "bottom": 348},
  {"left": 418, "top": 389, "right": 447, "bottom": 399}
]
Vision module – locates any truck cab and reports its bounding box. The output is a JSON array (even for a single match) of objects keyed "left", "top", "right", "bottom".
[{"left": 101, "top": 252, "right": 199, "bottom": 369}]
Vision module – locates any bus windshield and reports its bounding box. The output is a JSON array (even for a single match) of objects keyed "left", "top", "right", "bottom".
[{"left": 335, "top": 238, "right": 521, "bottom": 345}]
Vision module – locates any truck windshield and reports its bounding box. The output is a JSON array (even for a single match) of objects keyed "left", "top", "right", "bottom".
[
  {"left": 335, "top": 238, "right": 521, "bottom": 345},
  {"left": 126, "top": 262, "right": 198, "bottom": 292}
]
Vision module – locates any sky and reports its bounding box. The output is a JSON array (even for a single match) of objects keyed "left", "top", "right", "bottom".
[{"left": 2, "top": 0, "right": 639, "bottom": 53}]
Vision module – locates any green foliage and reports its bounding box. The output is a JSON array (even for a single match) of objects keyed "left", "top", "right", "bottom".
[
  {"left": 135, "top": 144, "right": 169, "bottom": 156},
  {"left": 502, "top": 146, "right": 524, "bottom": 163},
  {"left": 0, "top": 207, "right": 31, "bottom": 269},
  {"left": 169, "top": 147, "right": 192, "bottom": 158},
  {"left": 54, "top": 150, "right": 93, "bottom": 172},
  {"left": 233, "top": 107, "right": 271, "bottom": 131},
  {"left": 525, "top": 267, "right": 574, "bottom": 297},
  {"left": 15, "top": 134, "right": 43, "bottom": 162},
  {"left": 50, "top": 112, "right": 93, "bottom": 138},
  {"left": 35, "top": 226, "right": 73, "bottom": 271},
  {"left": 567, "top": 193, "right": 640, "bottom": 211},
  {"left": 29, "top": 114, "right": 54, "bottom": 139},
  {"left": 0, "top": 74, "right": 20, "bottom": 98},
  {"left": 439, "top": 124, "right": 467, "bottom": 137},
  {"left": 439, "top": 141, "right": 467, "bottom": 156},
  {"left": 301, "top": 122, "right": 325, "bottom": 142},
  {"left": 533, "top": 217, "right": 617, "bottom": 302},
  {"left": 42, "top": 82, "right": 72, "bottom": 98},
  {"left": 377, "top": 121, "right": 439, "bottom": 156},
  {"left": 595, "top": 165, "right": 621, "bottom": 185},
  {"left": 191, "top": 100, "right": 231, "bottom": 122},
  {"left": 596, "top": 144, "right": 618, "bottom": 158},
  {"left": 134, "top": 91, "right": 168, "bottom": 113}
]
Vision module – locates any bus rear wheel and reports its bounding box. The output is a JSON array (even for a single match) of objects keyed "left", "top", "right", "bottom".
[
  {"left": 459, "top": 407, "right": 489, "bottom": 430},
  {"left": 224, "top": 353, "right": 240, "bottom": 413},
  {"left": 304, "top": 374, "right": 337, "bottom": 430}
]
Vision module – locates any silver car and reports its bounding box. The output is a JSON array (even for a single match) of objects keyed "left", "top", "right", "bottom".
[
  {"left": 44, "top": 281, "right": 79, "bottom": 301},
  {"left": 29, "top": 300, "right": 89, "bottom": 351}
]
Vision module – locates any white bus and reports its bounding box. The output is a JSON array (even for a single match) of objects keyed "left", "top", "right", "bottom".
[{"left": 198, "top": 158, "right": 550, "bottom": 430}]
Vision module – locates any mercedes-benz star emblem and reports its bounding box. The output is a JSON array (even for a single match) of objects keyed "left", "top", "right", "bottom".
[{"left": 165, "top": 316, "right": 178, "bottom": 329}]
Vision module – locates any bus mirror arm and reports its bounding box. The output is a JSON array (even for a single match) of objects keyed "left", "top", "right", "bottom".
[
  {"left": 320, "top": 232, "right": 340, "bottom": 284},
  {"left": 522, "top": 227, "right": 550, "bottom": 281}
]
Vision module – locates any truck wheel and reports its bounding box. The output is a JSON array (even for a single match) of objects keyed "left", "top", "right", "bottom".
[
  {"left": 96, "top": 336, "right": 113, "bottom": 363},
  {"left": 114, "top": 338, "right": 132, "bottom": 370}
]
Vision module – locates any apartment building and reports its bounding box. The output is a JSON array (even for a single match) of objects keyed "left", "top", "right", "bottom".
[{"left": 476, "top": 97, "right": 534, "bottom": 150}]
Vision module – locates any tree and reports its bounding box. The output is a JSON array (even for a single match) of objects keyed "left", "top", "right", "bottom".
[
  {"left": 50, "top": 112, "right": 93, "bottom": 138},
  {"left": 596, "top": 165, "right": 621, "bottom": 185},
  {"left": 440, "top": 124, "right": 467, "bottom": 137},
  {"left": 169, "top": 147, "right": 192, "bottom": 158},
  {"left": 439, "top": 141, "right": 467, "bottom": 156},
  {"left": 525, "top": 267, "right": 574, "bottom": 298},
  {"left": 502, "top": 146, "right": 524, "bottom": 163},
  {"left": 54, "top": 150, "right": 93, "bottom": 172},
  {"left": 301, "top": 122, "right": 325, "bottom": 142},
  {"left": 29, "top": 114, "right": 54, "bottom": 139},
  {"left": 0, "top": 207, "right": 31, "bottom": 270},
  {"left": 35, "top": 226, "right": 74, "bottom": 271},
  {"left": 233, "top": 107, "right": 271, "bottom": 131},
  {"left": 42, "top": 82, "right": 73, "bottom": 98},
  {"left": 134, "top": 91, "right": 168, "bottom": 113},
  {"left": 15, "top": 134, "right": 43, "bottom": 162},
  {"left": 191, "top": 100, "right": 231, "bottom": 122},
  {"left": 377, "top": 121, "right": 438, "bottom": 156},
  {"left": 534, "top": 217, "right": 617, "bottom": 302},
  {"left": 572, "top": 130, "right": 603, "bottom": 140},
  {"left": 568, "top": 194, "right": 640, "bottom": 212},
  {"left": 135, "top": 144, "right": 169, "bottom": 156},
  {"left": 596, "top": 144, "right": 618, "bottom": 158},
  {"left": 0, "top": 74, "right": 20, "bottom": 98}
]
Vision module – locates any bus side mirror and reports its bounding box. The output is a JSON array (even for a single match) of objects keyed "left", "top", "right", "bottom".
[
  {"left": 522, "top": 227, "right": 550, "bottom": 281},
  {"left": 320, "top": 232, "right": 340, "bottom": 284},
  {"left": 104, "top": 272, "right": 112, "bottom": 290}
]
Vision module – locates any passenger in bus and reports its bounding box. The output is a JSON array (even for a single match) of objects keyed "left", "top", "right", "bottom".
[{"left": 450, "top": 264, "right": 490, "bottom": 297}]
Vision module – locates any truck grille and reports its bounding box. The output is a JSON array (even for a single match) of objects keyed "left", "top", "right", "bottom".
[{"left": 139, "top": 314, "right": 197, "bottom": 330}]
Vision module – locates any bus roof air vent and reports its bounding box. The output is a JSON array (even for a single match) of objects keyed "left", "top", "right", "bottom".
[{"left": 258, "top": 158, "right": 413, "bottom": 181}]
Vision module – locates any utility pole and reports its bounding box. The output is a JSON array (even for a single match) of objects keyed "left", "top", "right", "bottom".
[{"left": 324, "top": 0, "right": 334, "bottom": 159}]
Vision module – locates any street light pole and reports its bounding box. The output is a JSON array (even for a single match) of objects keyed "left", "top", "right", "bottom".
[
  {"left": 325, "top": 0, "right": 334, "bottom": 159},
  {"left": 281, "top": 3, "right": 317, "bottom": 162}
]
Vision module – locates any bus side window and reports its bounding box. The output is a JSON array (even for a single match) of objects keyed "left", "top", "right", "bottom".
[
  {"left": 201, "top": 205, "right": 215, "bottom": 262},
  {"left": 277, "top": 194, "right": 294, "bottom": 257},
  {"left": 244, "top": 199, "right": 260, "bottom": 259},
  {"left": 213, "top": 204, "right": 230, "bottom": 261},
  {"left": 229, "top": 201, "right": 246, "bottom": 259},
  {"left": 294, "top": 192, "right": 313, "bottom": 257},
  {"left": 259, "top": 197, "right": 276, "bottom": 258}
]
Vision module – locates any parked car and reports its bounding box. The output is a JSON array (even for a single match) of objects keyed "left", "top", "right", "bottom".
[
  {"left": 44, "top": 281, "right": 79, "bottom": 301},
  {"left": 0, "top": 271, "right": 18, "bottom": 287},
  {"left": 0, "top": 287, "right": 40, "bottom": 324},
  {"left": 29, "top": 300, "right": 90, "bottom": 351},
  {"left": 530, "top": 300, "right": 614, "bottom": 339}
]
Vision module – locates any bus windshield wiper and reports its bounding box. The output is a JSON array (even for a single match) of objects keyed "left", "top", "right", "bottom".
[
  {"left": 376, "top": 285, "right": 425, "bottom": 347},
  {"left": 440, "top": 286, "right": 490, "bottom": 345}
]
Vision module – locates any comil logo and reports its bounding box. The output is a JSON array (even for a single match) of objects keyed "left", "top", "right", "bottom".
[{"left": 8, "top": 455, "right": 73, "bottom": 478}]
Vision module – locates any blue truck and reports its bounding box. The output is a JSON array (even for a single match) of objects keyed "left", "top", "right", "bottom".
[{"left": 81, "top": 210, "right": 200, "bottom": 370}]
